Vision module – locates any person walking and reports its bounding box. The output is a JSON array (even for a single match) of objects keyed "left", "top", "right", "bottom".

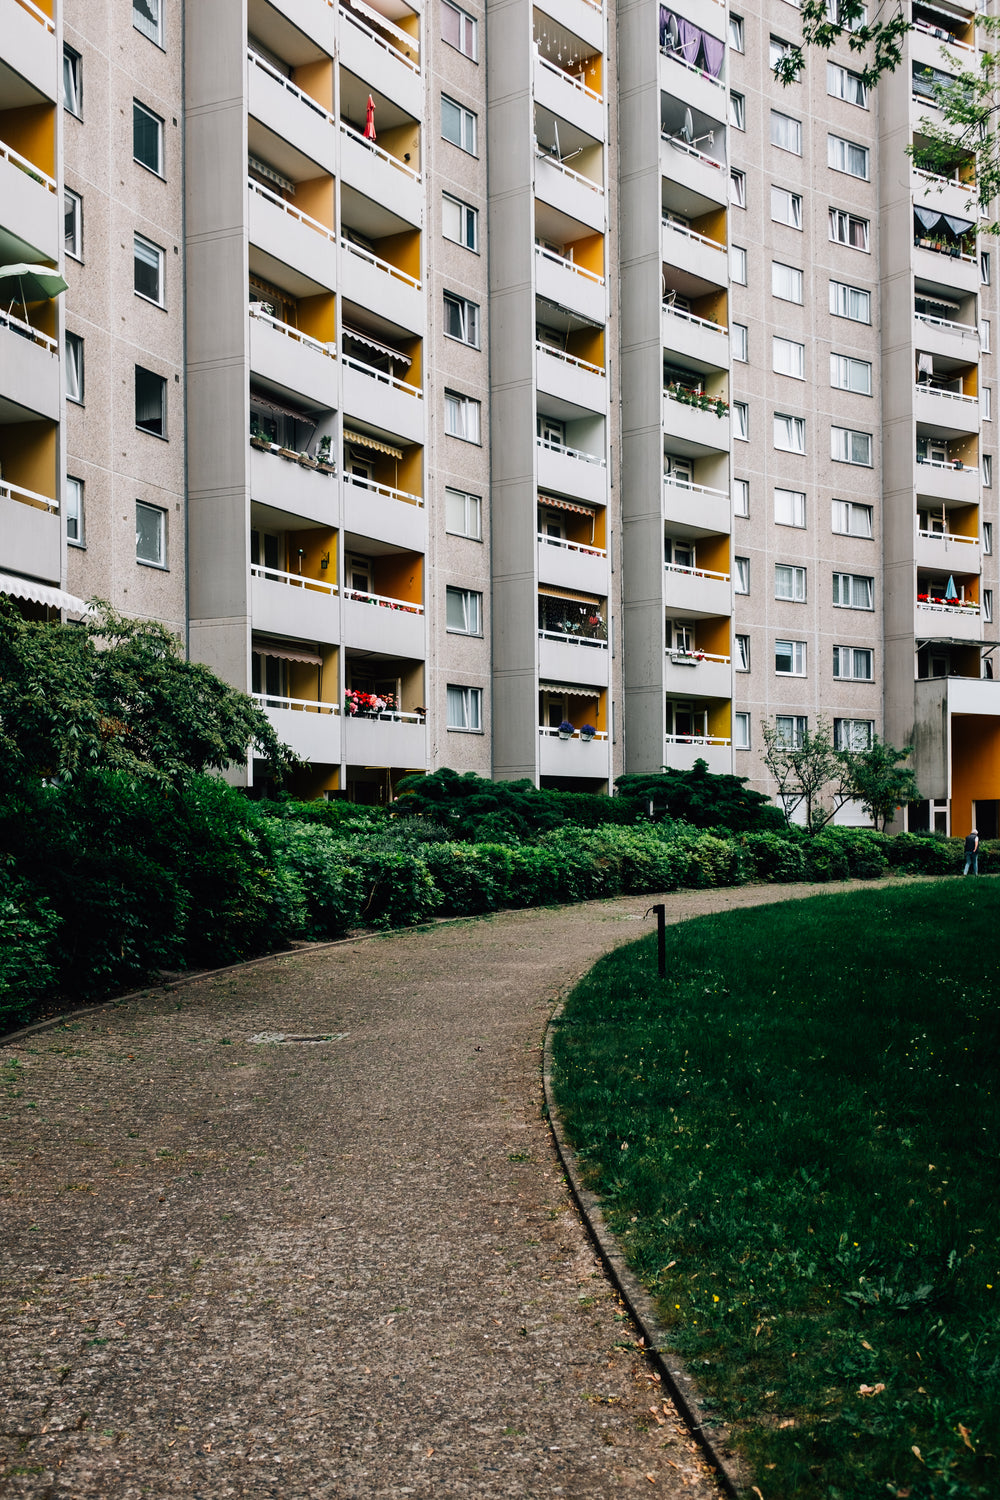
[{"left": 963, "top": 828, "right": 980, "bottom": 876}]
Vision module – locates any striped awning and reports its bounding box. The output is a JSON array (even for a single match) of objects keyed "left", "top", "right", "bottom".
[
  {"left": 250, "top": 388, "right": 317, "bottom": 425},
  {"left": 0, "top": 571, "right": 89, "bottom": 615},
  {"left": 344, "top": 428, "right": 404, "bottom": 460},
  {"left": 346, "top": 0, "right": 416, "bottom": 50},
  {"left": 539, "top": 681, "right": 600, "bottom": 697},
  {"left": 538, "top": 585, "right": 603, "bottom": 604},
  {"left": 248, "top": 153, "right": 295, "bottom": 195},
  {"left": 253, "top": 642, "right": 323, "bottom": 666},
  {"left": 537, "top": 495, "right": 596, "bottom": 517},
  {"left": 342, "top": 327, "right": 412, "bottom": 367}
]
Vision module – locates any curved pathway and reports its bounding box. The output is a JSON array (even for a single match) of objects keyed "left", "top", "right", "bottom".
[{"left": 1, "top": 880, "right": 889, "bottom": 1498}]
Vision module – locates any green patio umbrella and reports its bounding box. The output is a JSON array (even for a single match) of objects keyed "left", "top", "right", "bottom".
[{"left": 0, "top": 263, "right": 69, "bottom": 322}]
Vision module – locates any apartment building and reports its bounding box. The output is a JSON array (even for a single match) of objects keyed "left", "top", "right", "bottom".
[{"left": 1, "top": 0, "right": 997, "bottom": 831}]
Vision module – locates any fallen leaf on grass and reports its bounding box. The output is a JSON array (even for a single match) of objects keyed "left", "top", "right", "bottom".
[
  {"left": 958, "top": 1424, "right": 975, "bottom": 1452},
  {"left": 858, "top": 1383, "right": 885, "bottom": 1397},
  {"left": 648, "top": 1407, "right": 665, "bottom": 1426}
]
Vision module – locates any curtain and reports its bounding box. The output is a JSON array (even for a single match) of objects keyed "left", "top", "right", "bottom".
[
  {"left": 914, "top": 206, "right": 943, "bottom": 234},
  {"left": 676, "top": 16, "right": 701, "bottom": 64},
  {"left": 700, "top": 31, "right": 725, "bottom": 77},
  {"left": 943, "top": 214, "right": 974, "bottom": 240}
]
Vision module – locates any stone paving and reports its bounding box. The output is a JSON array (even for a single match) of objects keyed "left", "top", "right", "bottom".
[{"left": 0, "top": 881, "right": 879, "bottom": 1498}]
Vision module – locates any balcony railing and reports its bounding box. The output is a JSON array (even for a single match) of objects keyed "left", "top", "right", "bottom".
[
  {"left": 533, "top": 242, "right": 605, "bottom": 285},
  {"left": 248, "top": 302, "right": 335, "bottom": 357},
  {"left": 344, "top": 472, "right": 424, "bottom": 507},
  {"left": 662, "top": 215, "right": 726, "bottom": 253},
  {"left": 663, "top": 303, "right": 728, "bottom": 335},
  {"left": 535, "top": 51, "right": 603, "bottom": 103},
  {"left": 1, "top": 478, "right": 58, "bottom": 513},
  {"left": 248, "top": 177, "right": 336, "bottom": 242},
  {"left": 340, "top": 234, "right": 421, "bottom": 289},
  {"left": 345, "top": 586, "right": 423, "bottom": 614},
  {"left": 534, "top": 146, "right": 605, "bottom": 195},
  {"left": 914, "top": 235, "right": 975, "bottom": 262},
  {"left": 253, "top": 693, "right": 339, "bottom": 714},
  {"left": 914, "top": 381, "right": 978, "bottom": 403},
  {"left": 538, "top": 627, "right": 608, "bottom": 648},
  {"left": 15, "top": 0, "right": 56, "bottom": 32},
  {"left": 660, "top": 45, "right": 726, "bottom": 90},
  {"left": 914, "top": 310, "right": 977, "bottom": 334},
  {"left": 664, "top": 562, "right": 730, "bottom": 582},
  {"left": 916, "top": 594, "right": 980, "bottom": 612},
  {"left": 915, "top": 454, "right": 977, "bottom": 471},
  {"left": 663, "top": 475, "right": 728, "bottom": 500},
  {"left": 0, "top": 305, "right": 58, "bottom": 354},
  {"left": 913, "top": 165, "right": 971, "bottom": 192},
  {"left": 536, "top": 531, "right": 606, "bottom": 558},
  {"left": 667, "top": 648, "right": 731, "bottom": 665},
  {"left": 345, "top": 707, "right": 425, "bottom": 723},
  {"left": 535, "top": 340, "right": 606, "bottom": 376},
  {"left": 342, "top": 4, "right": 420, "bottom": 75},
  {"left": 913, "top": 18, "right": 974, "bottom": 52},
  {"left": 248, "top": 48, "right": 336, "bottom": 125},
  {"left": 665, "top": 385, "right": 729, "bottom": 417},
  {"left": 660, "top": 132, "right": 725, "bottom": 172},
  {"left": 343, "top": 351, "right": 422, "bottom": 397},
  {"left": 665, "top": 733, "right": 731, "bottom": 746},
  {"left": 0, "top": 137, "right": 57, "bottom": 194},
  {"left": 538, "top": 725, "right": 609, "bottom": 740},
  {"left": 251, "top": 563, "right": 339, "bottom": 594},
  {"left": 339, "top": 119, "right": 422, "bottom": 183},
  {"left": 536, "top": 435, "right": 606, "bottom": 465},
  {"left": 918, "top": 528, "right": 978, "bottom": 545}
]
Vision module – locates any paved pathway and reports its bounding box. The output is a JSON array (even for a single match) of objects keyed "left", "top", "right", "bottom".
[{"left": 1, "top": 881, "right": 881, "bottom": 1498}]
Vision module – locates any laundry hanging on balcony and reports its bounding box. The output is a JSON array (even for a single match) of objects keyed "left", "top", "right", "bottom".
[
  {"left": 364, "top": 94, "right": 377, "bottom": 141},
  {"left": 913, "top": 206, "right": 975, "bottom": 241},
  {"left": 658, "top": 7, "right": 725, "bottom": 77}
]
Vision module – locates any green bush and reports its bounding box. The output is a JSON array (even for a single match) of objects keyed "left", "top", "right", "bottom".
[
  {"left": 803, "top": 833, "right": 851, "bottom": 882},
  {"left": 820, "top": 827, "right": 890, "bottom": 879},
  {"left": 0, "top": 872, "right": 60, "bottom": 1029},
  {"left": 421, "top": 843, "right": 511, "bottom": 916},
  {"left": 261, "top": 821, "right": 362, "bottom": 938},
  {"left": 615, "top": 760, "right": 784, "bottom": 832},
  {"left": 739, "top": 831, "right": 808, "bottom": 883},
  {"left": 342, "top": 846, "right": 441, "bottom": 929},
  {"left": 883, "top": 831, "right": 959, "bottom": 875}
]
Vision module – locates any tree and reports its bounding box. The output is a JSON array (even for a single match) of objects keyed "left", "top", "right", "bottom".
[
  {"left": 0, "top": 600, "right": 297, "bottom": 788},
  {"left": 843, "top": 737, "right": 922, "bottom": 831},
  {"left": 760, "top": 717, "right": 856, "bottom": 834},
  {"left": 614, "top": 760, "right": 784, "bottom": 832}
]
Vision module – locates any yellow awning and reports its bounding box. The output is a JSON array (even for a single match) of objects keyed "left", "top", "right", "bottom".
[
  {"left": 344, "top": 429, "right": 404, "bottom": 461},
  {"left": 537, "top": 495, "right": 597, "bottom": 517},
  {"left": 253, "top": 642, "right": 323, "bottom": 666},
  {"left": 538, "top": 585, "right": 603, "bottom": 605}
]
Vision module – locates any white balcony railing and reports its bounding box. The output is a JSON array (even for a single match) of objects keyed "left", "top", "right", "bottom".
[
  {"left": 250, "top": 563, "right": 339, "bottom": 594},
  {"left": 253, "top": 693, "right": 340, "bottom": 714},
  {"left": 343, "top": 351, "right": 422, "bottom": 397},
  {"left": 340, "top": 234, "right": 421, "bottom": 289},
  {"left": 1, "top": 478, "right": 58, "bottom": 513},
  {"left": 533, "top": 242, "right": 605, "bottom": 285},
  {"left": 914, "top": 310, "right": 977, "bottom": 334},
  {"left": 536, "top": 531, "right": 606, "bottom": 558},
  {"left": 915, "top": 455, "right": 977, "bottom": 471},
  {"left": 538, "top": 725, "right": 609, "bottom": 740},
  {"left": 663, "top": 475, "right": 728, "bottom": 500},
  {"left": 665, "top": 733, "right": 731, "bottom": 746},
  {"left": 538, "top": 627, "right": 608, "bottom": 649},
  {"left": 342, "top": 3, "right": 420, "bottom": 74},
  {"left": 345, "top": 707, "right": 425, "bottom": 724},
  {"left": 0, "top": 137, "right": 57, "bottom": 193},
  {"left": 914, "top": 382, "right": 978, "bottom": 403},
  {"left": 248, "top": 47, "right": 336, "bottom": 125},
  {"left": 248, "top": 302, "right": 335, "bottom": 357},
  {"left": 344, "top": 472, "right": 424, "bottom": 507},
  {"left": 535, "top": 50, "right": 603, "bottom": 103},
  {"left": 916, "top": 598, "right": 980, "bottom": 614},
  {"left": 534, "top": 146, "right": 605, "bottom": 195},
  {"left": 913, "top": 18, "right": 975, "bottom": 51},
  {"left": 667, "top": 649, "right": 731, "bottom": 665},
  {"left": 660, "top": 45, "right": 725, "bottom": 90},
  {"left": 913, "top": 165, "right": 970, "bottom": 192},
  {"left": 664, "top": 563, "right": 730, "bottom": 583},
  {"left": 0, "top": 306, "right": 58, "bottom": 354},
  {"left": 14, "top": 0, "right": 56, "bottom": 32},
  {"left": 339, "top": 119, "right": 422, "bottom": 183},
  {"left": 345, "top": 587, "right": 423, "bottom": 614},
  {"left": 663, "top": 303, "right": 728, "bottom": 335},
  {"left": 662, "top": 216, "right": 726, "bottom": 253},
  {"left": 536, "top": 435, "right": 606, "bottom": 466},
  {"left": 535, "top": 340, "right": 606, "bottom": 376},
  {"left": 918, "top": 528, "right": 978, "bottom": 545},
  {"left": 248, "top": 177, "right": 336, "bottom": 242},
  {"left": 661, "top": 132, "right": 725, "bottom": 172}
]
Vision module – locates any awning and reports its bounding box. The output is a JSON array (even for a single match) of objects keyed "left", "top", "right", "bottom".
[
  {"left": 914, "top": 206, "right": 974, "bottom": 239},
  {"left": 0, "top": 572, "right": 89, "bottom": 615},
  {"left": 538, "top": 495, "right": 597, "bottom": 517},
  {"left": 252, "top": 642, "right": 323, "bottom": 666},
  {"left": 342, "top": 327, "right": 412, "bottom": 368},
  {"left": 538, "top": 585, "right": 603, "bottom": 604},
  {"left": 345, "top": 0, "right": 416, "bottom": 51},
  {"left": 248, "top": 153, "right": 296, "bottom": 195},
  {"left": 344, "top": 428, "right": 404, "bottom": 460},
  {"left": 539, "top": 681, "right": 601, "bottom": 697},
  {"left": 916, "top": 291, "right": 961, "bottom": 311},
  {"left": 250, "top": 388, "right": 318, "bottom": 425}
]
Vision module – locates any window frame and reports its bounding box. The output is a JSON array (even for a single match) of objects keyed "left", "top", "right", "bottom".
[
  {"left": 773, "top": 336, "right": 805, "bottom": 379},
  {"left": 830, "top": 353, "right": 872, "bottom": 394},
  {"left": 65, "top": 331, "right": 84, "bottom": 404},
  {"left": 774, "top": 412, "right": 806, "bottom": 453},
  {"left": 984, "top": 589, "right": 994, "bottom": 623},
  {"left": 441, "top": 94, "right": 477, "bottom": 154},
  {"left": 733, "top": 402, "right": 749, "bottom": 441},
  {"left": 133, "top": 99, "right": 164, "bottom": 176},
  {"left": 769, "top": 35, "right": 792, "bottom": 70},
  {"left": 729, "top": 91, "right": 745, "bottom": 130},
  {"left": 732, "top": 322, "right": 748, "bottom": 362},
  {"left": 829, "top": 280, "right": 871, "bottom": 323},
  {"left": 832, "top": 571, "right": 875, "bottom": 610},
  {"left": 133, "top": 233, "right": 165, "bottom": 306},
  {"left": 63, "top": 45, "right": 82, "bottom": 118},
  {"left": 983, "top": 520, "right": 993, "bottom": 554},
  {"left": 834, "top": 718, "right": 874, "bottom": 751},
  {"left": 730, "top": 168, "right": 747, "bottom": 207},
  {"left": 831, "top": 425, "right": 873, "bottom": 466},
  {"left": 135, "top": 365, "right": 167, "bottom": 438},
  {"left": 828, "top": 133, "right": 870, "bottom": 179},
  {"left": 833, "top": 645, "right": 874, "bottom": 680},
  {"left": 827, "top": 61, "right": 868, "bottom": 107},
  {"left": 444, "top": 389, "right": 481, "bottom": 443},
  {"left": 770, "top": 110, "right": 803, "bottom": 154},
  {"left": 775, "top": 487, "right": 806, "bottom": 527},
  {"left": 734, "top": 711, "right": 751, "bottom": 750},
  {"left": 772, "top": 261, "right": 804, "bottom": 303},
  {"left": 775, "top": 640, "right": 807, "bottom": 677},
  {"left": 832, "top": 499, "right": 874, "bottom": 537},
  {"left": 442, "top": 0, "right": 478, "bottom": 59},
  {"left": 446, "top": 684, "right": 483, "bottom": 732},
  {"left": 829, "top": 207, "right": 870, "bottom": 251},
  {"left": 776, "top": 714, "right": 807, "bottom": 748},
  {"left": 442, "top": 192, "right": 478, "bottom": 251},
  {"left": 730, "top": 245, "right": 748, "bottom": 284},
  {"left": 66, "top": 476, "right": 84, "bottom": 546},
  {"left": 135, "top": 499, "right": 167, "bottom": 568},
  {"left": 775, "top": 563, "right": 807, "bottom": 601},
  {"left": 445, "top": 585, "right": 483, "bottom": 636},
  {"left": 733, "top": 477, "right": 750, "bottom": 517},
  {"left": 133, "top": 0, "right": 163, "bottom": 46},
  {"left": 65, "top": 188, "right": 83, "bottom": 259},
  {"left": 734, "top": 556, "right": 750, "bottom": 593},
  {"left": 729, "top": 13, "right": 745, "bottom": 50},
  {"left": 445, "top": 486, "right": 482, "bottom": 539},
  {"left": 443, "top": 290, "right": 481, "bottom": 348},
  {"left": 771, "top": 185, "right": 803, "bottom": 229},
  {"left": 735, "top": 634, "right": 751, "bottom": 671}
]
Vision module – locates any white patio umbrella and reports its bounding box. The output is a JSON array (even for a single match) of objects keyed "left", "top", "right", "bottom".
[{"left": 0, "top": 263, "right": 69, "bottom": 322}]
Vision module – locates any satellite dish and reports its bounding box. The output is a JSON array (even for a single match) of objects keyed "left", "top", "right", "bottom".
[
  {"left": 682, "top": 107, "right": 694, "bottom": 143},
  {"left": 666, "top": 13, "right": 680, "bottom": 49}
]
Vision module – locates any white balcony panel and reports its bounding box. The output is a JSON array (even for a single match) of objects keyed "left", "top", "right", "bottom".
[
  {"left": 342, "top": 594, "right": 425, "bottom": 656},
  {"left": 272, "top": 0, "right": 336, "bottom": 53},
  {"left": 0, "top": 322, "right": 58, "bottom": 420},
  {"left": 659, "top": 136, "right": 727, "bottom": 208},
  {"left": 914, "top": 600, "right": 983, "bottom": 640},
  {"left": 262, "top": 703, "right": 341, "bottom": 765},
  {"left": 662, "top": 481, "right": 730, "bottom": 537},
  {"left": 935, "top": 675, "right": 1000, "bottom": 716},
  {"left": 658, "top": 54, "right": 727, "bottom": 126},
  {"left": 2, "top": 0, "right": 57, "bottom": 101},
  {"left": 340, "top": 129, "right": 423, "bottom": 229},
  {"left": 533, "top": 0, "right": 603, "bottom": 54},
  {"left": 535, "top": 346, "right": 607, "bottom": 414},
  {"left": 915, "top": 531, "right": 981, "bottom": 572},
  {"left": 663, "top": 739, "right": 732, "bottom": 773},
  {"left": 661, "top": 221, "right": 727, "bottom": 287},
  {"left": 662, "top": 396, "right": 731, "bottom": 456},
  {"left": 249, "top": 185, "right": 336, "bottom": 291},
  {"left": 340, "top": 245, "right": 423, "bottom": 335},
  {"left": 914, "top": 459, "right": 979, "bottom": 506},
  {"left": 0, "top": 492, "right": 60, "bottom": 581},
  {"left": 538, "top": 634, "right": 609, "bottom": 686},
  {"left": 342, "top": 477, "right": 426, "bottom": 552},
  {"left": 344, "top": 714, "right": 427, "bottom": 769},
  {"left": 912, "top": 244, "right": 979, "bottom": 295},
  {"left": 910, "top": 23, "right": 973, "bottom": 74},
  {"left": 914, "top": 385, "right": 980, "bottom": 435},
  {"left": 663, "top": 568, "right": 731, "bottom": 617},
  {"left": 533, "top": 55, "right": 604, "bottom": 140},
  {"left": 0, "top": 152, "right": 58, "bottom": 260},
  {"left": 342, "top": 361, "right": 424, "bottom": 445},
  {"left": 667, "top": 0, "right": 725, "bottom": 40},
  {"left": 251, "top": 573, "right": 340, "bottom": 643},
  {"left": 249, "top": 316, "right": 338, "bottom": 408},
  {"left": 248, "top": 60, "right": 336, "bottom": 174},
  {"left": 911, "top": 169, "right": 977, "bottom": 222},
  {"left": 538, "top": 732, "right": 610, "bottom": 780},
  {"left": 536, "top": 443, "right": 608, "bottom": 504},
  {"left": 339, "top": 17, "right": 422, "bottom": 120},
  {"left": 663, "top": 653, "right": 731, "bottom": 698},
  {"left": 534, "top": 249, "right": 606, "bottom": 324},
  {"left": 536, "top": 538, "right": 609, "bottom": 594},
  {"left": 661, "top": 308, "right": 728, "bottom": 369},
  {"left": 534, "top": 153, "right": 605, "bottom": 233},
  {"left": 913, "top": 314, "right": 979, "bottom": 362},
  {"left": 251, "top": 446, "right": 340, "bottom": 528}
]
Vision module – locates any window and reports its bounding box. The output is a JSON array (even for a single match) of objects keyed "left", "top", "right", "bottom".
[
  {"left": 832, "top": 499, "right": 873, "bottom": 537},
  {"left": 984, "top": 454, "right": 993, "bottom": 486},
  {"left": 446, "top": 586, "right": 482, "bottom": 635},
  {"left": 729, "top": 92, "right": 745, "bottom": 130},
  {"left": 134, "top": 234, "right": 164, "bottom": 305},
  {"left": 730, "top": 169, "right": 746, "bottom": 207},
  {"left": 775, "top": 640, "right": 807, "bottom": 676},
  {"left": 442, "top": 95, "right": 477, "bottom": 154},
  {"left": 829, "top": 208, "right": 869, "bottom": 250},
  {"left": 65, "top": 189, "right": 82, "bottom": 258},
  {"left": 829, "top": 281, "right": 871, "bottom": 322},
  {"left": 442, "top": 0, "right": 477, "bottom": 58},
  {"left": 443, "top": 193, "right": 478, "bottom": 250},
  {"left": 730, "top": 245, "right": 747, "bottom": 284},
  {"left": 446, "top": 487, "right": 482, "bottom": 539},
  {"left": 985, "top": 387, "right": 993, "bottom": 421},
  {"left": 985, "top": 589, "right": 994, "bottom": 622},
  {"left": 732, "top": 323, "right": 748, "bottom": 362},
  {"left": 133, "top": 101, "right": 163, "bottom": 174},
  {"left": 733, "top": 402, "right": 749, "bottom": 441},
  {"left": 445, "top": 390, "right": 481, "bottom": 442},
  {"left": 828, "top": 134, "right": 869, "bottom": 179},
  {"left": 834, "top": 718, "right": 873, "bottom": 751},
  {"left": 771, "top": 186, "right": 803, "bottom": 228},
  {"left": 63, "top": 46, "right": 82, "bottom": 117},
  {"left": 775, "top": 487, "right": 806, "bottom": 527},
  {"left": 135, "top": 366, "right": 167, "bottom": 436},
  {"left": 770, "top": 111, "right": 802, "bottom": 153},
  {"left": 734, "top": 478, "right": 750, "bottom": 516},
  {"left": 734, "top": 556, "right": 750, "bottom": 593},
  {"left": 981, "top": 319, "right": 992, "bottom": 351},
  {"left": 828, "top": 1, "right": 869, "bottom": 30},
  {"left": 833, "top": 645, "right": 873, "bottom": 680},
  {"left": 774, "top": 413, "right": 806, "bottom": 452},
  {"left": 827, "top": 61, "right": 867, "bottom": 105},
  {"left": 65, "top": 332, "right": 83, "bottom": 403},
  {"left": 982, "top": 250, "right": 992, "bottom": 284},
  {"left": 734, "top": 711, "right": 751, "bottom": 750},
  {"left": 772, "top": 262, "right": 803, "bottom": 303},
  {"left": 833, "top": 572, "right": 874, "bottom": 609},
  {"left": 830, "top": 353, "right": 872, "bottom": 393},
  {"left": 984, "top": 520, "right": 993, "bottom": 554},
  {"left": 66, "top": 477, "right": 84, "bottom": 545},
  {"left": 729, "top": 13, "right": 744, "bottom": 50},
  {"left": 773, "top": 337, "right": 805, "bottom": 379},
  {"left": 133, "top": 0, "right": 162, "bottom": 44},
  {"left": 447, "top": 684, "right": 482, "bottom": 731},
  {"left": 769, "top": 35, "right": 792, "bottom": 70},
  {"left": 135, "top": 500, "right": 166, "bottom": 567},
  {"left": 775, "top": 564, "right": 807, "bottom": 600},
  {"left": 831, "top": 426, "right": 873, "bottom": 466},
  {"left": 443, "top": 292, "right": 480, "bottom": 347},
  {"left": 776, "top": 714, "right": 807, "bottom": 747},
  {"left": 735, "top": 634, "right": 751, "bottom": 671}
]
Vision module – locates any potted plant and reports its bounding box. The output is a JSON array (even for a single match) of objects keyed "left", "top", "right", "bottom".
[
  {"left": 316, "top": 435, "right": 336, "bottom": 474},
  {"left": 297, "top": 450, "right": 318, "bottom": 470},
  {"left": 580, "top": 723, "right": 597, "bottom": 742},
  {"left": 558, "top": 720, "right": 575, "bottom": 740}
]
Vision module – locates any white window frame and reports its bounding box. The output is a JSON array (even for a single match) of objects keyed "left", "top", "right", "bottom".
[
  {"left": 442, "top": 0, "right": 478, "bottom": 59},
  {"left": 774, "top": 412, "right": 806, "bottom": 453},
  {"left": 443, "top": 291, "right": 480, "bottom": 348},
  {"left": 827, "top": 61, "right": 867, "bottom": 106},
  {"left": 734, "top": 711, "right": 751, "bottom": 750},
  {"left": 775, "top": 487, "right": 806, "bottom": 527},
  {"left": 772, "top": 261, "right": 804, "bottom": 303},
  {"left": 775, "top": 563, "right": 807, "bottom": 601},
  {"left": 133, "top": 99, "right": 164, "bottom": 175},
  {"left": 730, "top": 245, "right": 747, "bottom": 285},
  {"left": 732, "top": 323, "right": 748, "bottom": 362},
  {"left": 133, "top": 0, "right": 162, "bottom": 46},
  {"left": 833, "top": 571, "right": 875, "bottom": 609},
  {"left": 136, "top": 500, "right": 166, "bottom": 567},
  {"left": 735, "top": 634, "right": 751, "bottom": 671},
  {"left": 984, "top": 386, "right": 993, "bottom": 421},
  {"left": 981, "top": 250, "right": 992, "bottom": 285},
  {"left": 771, "top": 186, "right": 803, "bottom": 229},
  {"left": 776, "top": 714, "right": 807, "bottom": 747},
  {"left": 734, "top": 556, "right": 750, "bottom": 593},
  {"left": 446, "top": 487, "right": 482, "bottom": 539},
  {"left": 831, "top": 426, "right": 873, "bottom": 466},
  {"left": 832, "top": 499, "right": 873, "bottom": 537},
  {"left": 773, "top": 337, "right": 805, "bottom": 379},
  {"left": 829, "top": 207, "right": 869, "bottom": 250},
  {"left": 984, "top": 454, "right": 993, "bottom": 487},
  {"left": 730, "top": 168, "right": 746, "bottom": 207},
  {"left": 729, "top": 91, "right": 745, "bottom": 130},
  {"left": 446, "top": 585, "right": 483, "bottom": 635},
  {"left": 733, "top": 478, "right": 750, "bottom": 516},
  {"left": 833, "top": 645, "right": 873, "bottom": 680},
  {"left": 445, "top": 389, "right": 481, "bottom": 442},
  {"left": 828, "top": 134, "right": 870, "bottom": 178},
  {"left": 442, "top": 95, "right": 477, "bottom": 154},
  {"left": 442, "top": 193, "right": 478, "bottom": 251},
  {"left": 134, "top": 233, "right": 165, "bottom": 306},
  {"left": 770, "top": 111, "right": 802, "bottom": 154},
  {"left": 983, "top": 520, "right": 993, "bottom": 554},
  {"left": 829, "top": 280, "right": 871, "bottom": 323},
  {"left": 63, "top": 45, "right": 82, "bottom": 117},
  {"left": 830, "top": 353, "right": 872, "bottom": 394},
  {"left": 447, "top": 684, "right": 483, "bottom": 732},
  {"left": 769, "top": 35, "right": 791, "bottom": 70},
  {"left": 775, "top": 640, "right": 807, "bottom": 676},
  {"left": 984, "top": 589, "right": 994, "bottom": 622},
  {"left": 66, "top": 476, "right": 84, "bottom": 545},
  {"left": 65, "top": 188, "right": 83, "bottom": 259},
  {"left": 981, "top": 319, "right": 992, "bottom": 351},
  {"left": 834, "top": 718, "right": 874, "bottom": 751},
  {"left": 729, "top": 14, "right": 744, "bottom": 50},
  {"left": 733, "top": 402, "right": 749, "bottom": 441},
  {"left": 66, "top": 331, "right": 84, "bottom": 403}
]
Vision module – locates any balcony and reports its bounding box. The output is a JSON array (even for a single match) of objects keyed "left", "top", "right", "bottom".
[
  {"left": 340, "top": 235, "right": 423, "bottom": 335},
  {"left": 662, "top": 476, "right": 730, "bottom": 536},
  {"left": 915, "top": 592, "right": 982, "bottom": 640},
  {"left": 342, "top": 472, "right": 426, "bottom": 552},
  {"left": 2, "top": 0, "right": 57, "bottom": 102},
  {"left": 538, "top": 629, "right": 609, "bottom": 686},
  {"left": 533, "top": 51, "right": 604, "bottom": 140},
  {"left": 663, "top": 736, "right": 732, "bottom": 773},
  {"left": 538, "top": 726, "right": 610, "bottom": 779},
  {"left": 248, "top": 49, "right": 336, "bottom": 174},
  {"left": 658, "top": 50, "right": 726, "bottom": 125},
  {"left": 915, "top": 527, "right": 980, "bottom": 571},
  {"left": 250, "top": 444, "right": 338, "bottom": 528},
  {"left": 249, "top": 305, "right": 337, "bottom": 408},
  {"left": 535, "top": 342, "right": 607, "bottom": 413},
  {"left": 254, "top": 694, "right": 341, "bottom": 765},
  {"left": 343, "top": 709, "right": 427, "bottom": 769},
  {"left": 912, "top": 240, "right": 979, "bottom": 295},
  {"left": 662, "top": 389, "right": 730, "bottom": 454},
  {"left": 911, "top": 165, "right": 976, "bottom": 220},
  {"left": 342, "top": 353, "right": 423, "bottom": 445},
  {"left": 342, "top": 587, "right": 425, "bottom": 656},
  {"left": 661, "top": 303, "right": 728, "bottom": 368},
  {"left": 661, "top": 216, "right": 727, "bottom": 287},
  {"left": 339, "top": 4, "right": 421, "bottom": 121},
  {"left": 0, "top": 308, "right": 59, "bottom": 420},
  {"left": 663, "top": 648, "right": 731, "bottom": 698},
  {"left": 914, "top": 454, "right": 979, "bottom": 505},
  {"left": 248, "top": 178, "right": 336, "bottom": 291},
  {"left": 913, "top": 307, "right": 979, "bottom": 361},
  {"left": 250, "top": 564, "right": 339, "bottom": 642},
  {"left": 0, "top": 138, "right": 58, "bottom": 260},
  {"left": 914, "top": 381, "right": 980, "bottom": 436},
  {"left": 663, "top": 561, "right": 731, "bottom": 616},
  {"left": 536, "top": 533, "right": 608, "bottom": 594},
  {"left": 534, "top": 150, "right": 605, "bottom": 233},
  {"left": 0, "top": 480, "right": 59, "bottom": 581},
  {"left": 659, "top": 133, "right": 727, "bottom": 209},
  {"left": 533, "top": 243, "right": 606, "bottom": 325},
  {"left": 536, "top": 436, "right": 608, "bottom": 505},
  {"left": 339, "top": 120, "right": 422, "bottom": 230},
  {"left": 531, "top": 0, "right": 604, "bottom": 53}
]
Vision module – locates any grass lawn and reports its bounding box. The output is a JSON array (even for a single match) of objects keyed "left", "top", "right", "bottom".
[{"left": 551, "top": 882, "right": 1000, "bottom": 1499}]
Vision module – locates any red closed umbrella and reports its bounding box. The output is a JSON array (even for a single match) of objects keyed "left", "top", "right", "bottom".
[{"left": 364, "top": 94, "right": 376, "bottom": 141}]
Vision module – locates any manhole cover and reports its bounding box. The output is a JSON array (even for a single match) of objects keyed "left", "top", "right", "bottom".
[{"left": 248, "top": 1032, "right": 349, "bottom": 1045}]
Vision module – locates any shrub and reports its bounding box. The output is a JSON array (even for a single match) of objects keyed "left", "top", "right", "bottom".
[
  {"left": 261, "top": 821, "right": 363, "bottom": 938},
  {"left": 804, "top": 833, "right": 850, "bottom": 882},
  {"left": 820, "top": 827, "right": 890, "bottom": 879},
  {"left": 884, "top": 832, "right": 959, "bottom": 876},
  {"left": 421, "top": 843, "right": 511, "bottom": 916},
  {"left": 739, "top": 832, "right": 808, "bottom": 883},
  {"left": 0, "top": 872, "right": 60, "bottom": 1029},
  {"left": 615, "top": 761, "right": 784, "bottom": 832},
  {"left": 342, "top": 847, "right": 441, "bottom": 929}
]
